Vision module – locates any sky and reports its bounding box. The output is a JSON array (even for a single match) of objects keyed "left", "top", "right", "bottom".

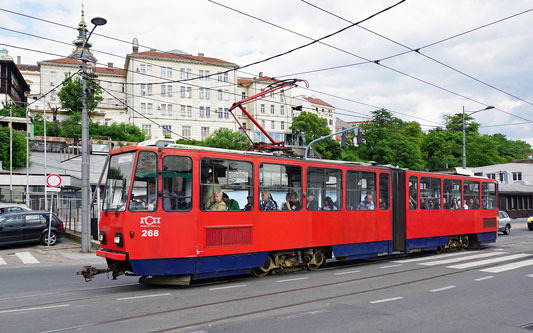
[{"left": 1, "top": 0, "right": 532, "bottom": 146}]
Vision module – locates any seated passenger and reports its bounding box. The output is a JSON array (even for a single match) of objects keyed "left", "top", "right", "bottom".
[
  {"left": 222, "top": 192, "right": 240, "bottom": 211},
  {"left": 288, "top": 192, "right": 302, "bottom": 211},
  {"left": 357, "top": 194, "right": 375, "bottom": 210},
  {"left": 420, "top": 197, "right": 430, "bottom": 210},
  {"left": 450, "top": 198, "right": 459, "bottom": 210},
  {"left": 260, "top": 190, "right": 278, "bottom": 211},
  {"left": 206, "top": 191, "right": 226, "bottom": 211},
  {"left": 306, "top": 192, "right": 319, "bottom": 211},
  {"left": 147, "top": 181, "right": 157, "bottom": 207},
  {"left": 472, "top": 198, "right": 480, "bottom": 209},
  {"left": 465, "top": 197, "right": 474, "bottom": 209},
  {"left": 379, "top": 196, "right": 388, "bottom": 210},
  {"left": 282, "top": 193, "right": 291, "bottom": 211},
  {"left": 244, "top": 195, "right": 253, "bottom": 211},
  {"left": 323, "top": 196, "right": 337, "bottom": 210},
  {"left": 408, "top": 187, "right": 417, "bottom": 209}
]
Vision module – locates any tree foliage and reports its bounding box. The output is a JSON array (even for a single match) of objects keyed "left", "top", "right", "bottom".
[
  {"left": 57, "top": 74, "right": 103, "bottom": 115},
  {"left": 0, "top": 126, "right": 28, "bottom": 170},
  {"left": 203, "top": 128, "right": 250, "bottom": 150},
  {"left": 291, "top": 111, "right": 341, "bottom": 159}
]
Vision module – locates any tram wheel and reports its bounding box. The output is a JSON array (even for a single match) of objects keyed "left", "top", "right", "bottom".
[
  {"left": 251, "top": 255, "right": 273, "bottom": 277},
  {"left": 307, "top": 250, "right": 325, "bottom": 270},
  {"left": 435, "top": 246, "right": 444, "bottom": 254}
]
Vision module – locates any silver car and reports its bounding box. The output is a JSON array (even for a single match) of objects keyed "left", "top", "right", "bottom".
[
  {"left": 0, "top": 203, "right": 31, "bottom": 215},
  {"left": 498, "top": 210, "right": 511, "bottom": 235}
]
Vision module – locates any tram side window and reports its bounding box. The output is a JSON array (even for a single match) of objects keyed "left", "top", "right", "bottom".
[
  {"left": 260, "top": 163, "right": 302, "bottom": 211},
  {"left": 463, "top": 181, "right": 480, "bottom": 210},
  {"left": 346, "top": 171, "right": 376, "bottom": 211},
  {"left": 379, "top": 174, "right": 390, "bottom": 210},
  {"left": 443, "top": 179, "right": 462, "bottom": 210},
  {"left": 482, "top": 182, "right": 497, "bottom": 209},
  {"left": 408, "top": 176, "right": 418, "bottom": 210},
  {"left": 162, "top": 156, "right": 193, "bottom": 211},
  {"left": 307, "top": 167, "right": 342, "bottom": 211},
  {"left": 129, "top": 151, "right": 158, "bottom": 212},
  {"left": 420, "top": 177, "right": 441, "bottom": 210},
  {"left": 201, "top": 158, "right": 253, "bottom": 211}
]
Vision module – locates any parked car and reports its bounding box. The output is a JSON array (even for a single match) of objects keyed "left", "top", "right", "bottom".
[
  {"left": 0, "top": 203, "right": 31, "bottom": 215},
  {"left": 528, "top": 215, "right": 533, "bottom": 231},
  {"left": 0, "top": 211, "right": 65, "bottom": 246},
  {"left": 498, "top": 210, "right": 511, "bottom": 235}
]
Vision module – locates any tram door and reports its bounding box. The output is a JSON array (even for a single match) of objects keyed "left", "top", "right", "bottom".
[{"left": 391, "top": 169, "right": 406, "bottom": 252}]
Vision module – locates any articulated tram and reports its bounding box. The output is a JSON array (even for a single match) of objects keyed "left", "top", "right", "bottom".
[{"left": 80, "top": 143, "right": 499, "bottom": 284}]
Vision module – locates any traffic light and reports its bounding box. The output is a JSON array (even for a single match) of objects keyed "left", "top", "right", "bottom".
[
  {"left": 356, "top": 129, "right": 365, "bottom": 145},
  {"left": 341, "top": 132, "right": 347, "bottom": 147}
]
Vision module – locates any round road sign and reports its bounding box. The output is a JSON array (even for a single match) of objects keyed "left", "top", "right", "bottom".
[{"left": 46, "top": 174, "right": 62, "bottom": 187}]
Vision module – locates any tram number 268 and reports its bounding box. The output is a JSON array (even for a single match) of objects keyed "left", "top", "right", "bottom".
[{"left": 141, "top": 229, "right": 160, "bottom": 237}]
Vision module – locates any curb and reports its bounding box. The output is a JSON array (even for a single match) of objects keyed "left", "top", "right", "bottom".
[{"left": 65, "top": 230, "right": 100, "bottom": 251}]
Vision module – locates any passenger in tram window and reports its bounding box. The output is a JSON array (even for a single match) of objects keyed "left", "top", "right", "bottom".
[
  {"left": 282, "top": 193, "right": 291, "bottom": 211},
  {"left": 465, "top": 197, "right": 474, "bottom": 209},
  {"left": 306, "top": 192, "right": 319, "bottom": 211},
  {"left": 472, "top": 198, "right": 480, "bottom": 209},
  {"left": 357, "top": 194, "right": 375, "bottom": 210},
  {"left": 420, "top": 197, "right": 430, "bottom": 210},
  {"left": 202, "top": 172, "right": 220, "bottom": 209},
  {"left": 450, "top": 198, "right": 460, "bottom": 210},
  {"left": 409, "top": 187, "right": 417, "bottom": 209},
  {"left": 379, "top": 196, "right": 388, "bottom": 210},
  {"left": 244, "top": 196, "right": 253, "bottom": 211},
  {"left": 289, "top": 192, "right": 302, "bottom": 211},
  {"left": 222, "top": 192, "right": 240, "bottom": 211},
  {"left": 207, "top": 191, "right": 226, "bottom": 211},
  {"left": 260, "top": 190, "right": 278, "bottom": 211},
  {"left": 323, "top": 196, "right": 337, "bottom": 210},
  {"left": 147, "top": 181, "right": 157, "bottom": 207}
]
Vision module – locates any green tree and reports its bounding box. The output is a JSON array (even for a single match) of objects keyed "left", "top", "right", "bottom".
[
  {"left": 290, "top": 111, "right": 341, "bottom": 159},
  {"left": 0, "top": 127, "right": 28, "bottom": 170},
  {"left": 0, "top": 102, "right": 27, "bottom": 118},
  {"left": 57, "top": 74, "right": 103, "bottom": 115},
  {"left": 203, "top": 128, "right": 250, "bottom": 150}
]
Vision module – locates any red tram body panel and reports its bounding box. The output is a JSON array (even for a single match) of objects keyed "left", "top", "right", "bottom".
[{"left": 94, "top": 145, "right": 498, "bottom": 282}]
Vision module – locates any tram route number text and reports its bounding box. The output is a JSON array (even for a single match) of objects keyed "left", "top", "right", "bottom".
[{"left": 141, "top": 230, "right": 159, "bottom": 237}]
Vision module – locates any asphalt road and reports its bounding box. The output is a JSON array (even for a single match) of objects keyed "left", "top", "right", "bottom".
[{"left": 0, "top": 221, "right": 532, "bottom": 333}]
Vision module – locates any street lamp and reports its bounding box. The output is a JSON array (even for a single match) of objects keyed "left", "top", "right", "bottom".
[
  {"left": 462, "top": 105, "right": 494, "bottom": 169},
  {"left": 81, "top": 16, "right": 106, "bottom": 253}
]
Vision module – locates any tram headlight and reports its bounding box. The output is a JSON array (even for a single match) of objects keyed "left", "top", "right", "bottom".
[
  {"left": 114, "top": 233, "right": 123, "bottom": 247},
  {"left": 99, "top": 231, "right": 106, "bottom": 244}
]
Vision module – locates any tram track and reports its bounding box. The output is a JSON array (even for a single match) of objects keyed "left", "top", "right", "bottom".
[{"left": 30, "top": 248, "right": 513, "bottom": 333}]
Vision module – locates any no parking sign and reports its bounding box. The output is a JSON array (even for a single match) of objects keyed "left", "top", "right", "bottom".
[{"left": 46, "top": 174, "right": 61, "bottom": 191}]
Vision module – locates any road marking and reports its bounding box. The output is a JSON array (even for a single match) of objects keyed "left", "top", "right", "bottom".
[
  {"left": 391, "top": 251, "right": 470, "bottom": 263},
  {"left": 0, "top": 256, "right": 6, "bottom": 265},
  {"left": 209, "top": 284, "right": 247, "bottom": 291},
  {"left": 380, "top": 264, "right": 402, "bottom": 269},
  {"left": 280, "top": 309, "right": 329, "bottom": 320},
  {"left": 370, "top": 296, "right": 404, "bottom": 304},
  {"left": 276, "top": 277, "right": 309, "bottom": 283},
  {"left": 116, "top": 293, "right": 170, "bottom": 301},
  {"left": 418, "top": 252, "right": 505, "bottom": 266},
  {"left": 334, "top": 270, "right": 360, "bottom": 275},
  {"left": 15, "top": 252, "right": 39, "bottom": 264},
  {"left": 474, "top": 276, "right": 494, "bottom": 281},
  {"left": 0, "top": 303, "right": 69, "bottom": 314},
  {"left": 447, "top": 253, "right": 532, "bottom": 269},
  {"left": 0, "top": 292, "right": 55, "bottom": 301},
  {"left": 480, "top": 259, "right": 533, "bottom": 273},
  {"left": 430, "top": 285, "right": 456, "bottom": 292}
]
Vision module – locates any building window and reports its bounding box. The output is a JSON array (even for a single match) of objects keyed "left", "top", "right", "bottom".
[
  {"left": 147, "top": 103, "right": 153, "bottom": 115},
  {"left": 167, "top": 104, "right": 173, "bottom": 116},
  {"left": 201, "top": 127, "right": 210, "bottom": 140},
  {"left": 281, "top": 121, "right": 285, "bottom": 130},
  {"left": 180, "top": 68, "right": 186, "bottom": 79},
  {"left": 242, "top": 92, "right": 246, "bottom": 99},
  {"left": 218, "top": 89, "right": 223, "bottom": 101},
  {"left": 180, "top": 86, "right": 185, "bottom": 98},
  {"left": 329, "top": 119, "right": 333, "bottom": 125},
  {"left": 161, "top": 85, "right": 166, "bottom": 97},
  {"left": 270, "top": 105, "right": 275, "bottom": 114},
  {"left": 499, "top": 172, "right": 504, "bottom": 182},
  {"left": 218, "top": 72, "right": 228, "bottom": 82},
  {"left": 160, "top": 104, "right": 167, "bottom": 115},
  {"left": 161, "top": 67, "right": 172, "bottom": 78},
  {"left": 200, "top": 106, "right": 205, "bottom": 118},
  {"left": 205, "top": 106, "right": 211, "bottom": 118},
  {"left": 186, "top": 69, "right": 192, "bottom": 79},
  {"left": 280, "top": 90, "right": 285, "bottom": 102},
  {"left": 120, "top": 83, "right": 125, "bottom": 93},
  {"left": 139, "top": 64, "right": 146, "bottom": 74},
  {"left": 181, "top": 105, "right": 186, "bottom": 117},
  {"left": 142, "top": 124, "right": 151, "bottom": 136},
  {"left": 224, "top": 108, "right": 229, "bottom": 118},
  {"left": 199, "top": 88, "right": 205, "bottom": 99},
  {"left": 218, "top": 107, "right": 223, "bottom": 119},
  {"left": 199, "top": 70, "right": 204, "bottom": 80},
  {"left": 186, "top": 87, "right": 192, "bottom": 98},
  {"left": 271, "top": 121, "right": 275, "bottom": 129},
  {"left": 205, "top": 88, "right": 210, "bottom": 100},
  {"left": 261, "top": 119, "right": 265, "bottom": 128},
  {"left": 141, "top": 103, "right": 146, "bottom": 114},
  {"left": 141, "top": 84, "right": 146, "bottom": 96},
  {"left": 162, "top": 125, "right": 171, "bottom": 137},
  {"left": 167, "top": 85, "right": 172, "bottom": 97},
  {"left": 224, "top": 89, "right": 229, "bottom": 101},
  {"left": 280, "top": 105, "right": 285, "bottom": 115},
  {"left": 187, "top": 106, "right": 192, "bottom": 117},
  {"left": 513, "top": 172, "right": 522, "bottom": 181},
  {"left": 182, "top": 126, "right": 191, "bottom": 139},
  {"left": 260, "top": 104, "right": 265, "bottom": 113},
  {"left": 50, "top": 91, "right": 57, "bottom": 102},
  {"left": 147, "top": 84, "right": 152, "bottom": 96}
]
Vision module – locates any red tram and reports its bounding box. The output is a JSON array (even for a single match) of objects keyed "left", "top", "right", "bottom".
[{"left": 84, "top": 143, "right": 499, "bottom": 284}]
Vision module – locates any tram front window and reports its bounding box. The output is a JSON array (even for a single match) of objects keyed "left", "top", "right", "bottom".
[
  {"left": 103, "top": 152, "right": 136, "bottom": 212},
  {"left": 130, "top": 151, "right": 158, "bottom": 212}
]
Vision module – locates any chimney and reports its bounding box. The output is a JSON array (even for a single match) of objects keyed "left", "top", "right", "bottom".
[
  {"left": 198, "top": 52, "right": 204, "bottom": 57},
  {"left": 150, "top": 48, "right": 156, "bottom": 52},
  {"left": 17, "top": 56, "right": 21, "bottom": 64},
  {"left": 259, "top": 72, "right": 263, "bottom": 77},
  {"left": 132, "top": 38, "right": 139, "bottom": 53},
  {"left": 107, "top": 62, "right": 113, "bottom": 69}
]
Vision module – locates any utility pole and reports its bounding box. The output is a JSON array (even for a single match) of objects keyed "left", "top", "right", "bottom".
[{"left": 462, "top": 105, "right": 494, "bottom": 169}]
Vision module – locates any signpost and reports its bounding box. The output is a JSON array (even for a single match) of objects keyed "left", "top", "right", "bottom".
[{"left": 46, "top": 174, "right": 61, "bottom": 246}]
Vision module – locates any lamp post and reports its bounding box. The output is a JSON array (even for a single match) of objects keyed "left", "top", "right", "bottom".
[
  {"left": 81, "top": 16, "right": 107, "bottom": 253},
  {"left": 462, "top": 105, "right": 494, "bottom": 169}
]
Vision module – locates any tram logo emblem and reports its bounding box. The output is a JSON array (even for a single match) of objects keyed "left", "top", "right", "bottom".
[{"left": 140, "top": 216, "right": 161, "bottom": 227}]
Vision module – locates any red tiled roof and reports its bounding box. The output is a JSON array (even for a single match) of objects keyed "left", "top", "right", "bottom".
[
  {"left": 134, "top": 51, "right": 237, "bottom": 66},
  {"left": 255, "top": 76, "right": 278, "bottom": 82},
  {"left": 95, "top": 67, "right": 125, "bottom": 75},
  {"left": 17, "top": 64, "right": 39, "bottom": 72},
  {"left": 238, "top": 78, "right": 252, "bottom": 85},
  {"left": 303, "top": 96, "right": 334, "bottom": 108},
  {"left": 42, "top": 58, "right": 81, "bottom": 65}
]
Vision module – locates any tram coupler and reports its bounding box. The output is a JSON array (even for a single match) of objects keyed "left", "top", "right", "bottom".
[{"left": 77, "top": 266, "right": 112, "bottom": 282}]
